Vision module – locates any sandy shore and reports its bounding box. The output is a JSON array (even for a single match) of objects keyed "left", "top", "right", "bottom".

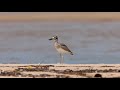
[
  {"left": 0, "top": 12, "right": 120, "bottom": 22},
  {"left": 0, "top": 64, "right": 120, "bottom": 78}
]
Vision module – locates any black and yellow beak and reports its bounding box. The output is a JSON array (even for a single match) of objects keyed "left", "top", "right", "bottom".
[{"left": 49, "top": 38, "right": 53, "bottom": 40}]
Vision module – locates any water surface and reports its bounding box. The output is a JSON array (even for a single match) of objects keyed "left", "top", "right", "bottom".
[{"left": 0, "top": 21, "right": 120, "bottom": 64}]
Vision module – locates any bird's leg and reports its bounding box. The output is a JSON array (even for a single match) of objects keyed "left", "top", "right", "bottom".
[
  {"left": 60, "top": 53, "right": 62, "bottom": 64},
  {"left": 61, "top": 55, "right": 64, "bottom": 64},
  {"left": 60, "top": 54, "right": 64, "bottom": 64}
]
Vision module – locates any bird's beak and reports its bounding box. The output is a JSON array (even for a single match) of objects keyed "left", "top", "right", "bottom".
[{"left": 49, "top": 38, "right": 52, "bottom": 40}]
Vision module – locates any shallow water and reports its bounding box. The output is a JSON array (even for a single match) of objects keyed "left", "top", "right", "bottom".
[{"left": 0, "top": 21, "right": 120, "bottom": 64}]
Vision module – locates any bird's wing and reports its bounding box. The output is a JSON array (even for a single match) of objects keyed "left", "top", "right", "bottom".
[{"left": 60, "top": 43, "right": 72, "bottom": 53}]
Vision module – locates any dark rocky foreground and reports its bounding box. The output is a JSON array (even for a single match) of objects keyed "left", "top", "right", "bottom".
[{"left": 0, "top": 64, "right": 120, "bottom": 78}]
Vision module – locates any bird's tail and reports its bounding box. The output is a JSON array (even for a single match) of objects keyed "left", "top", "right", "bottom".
[{"left": 70, "top": 52, "right": 73, "bottom": 55}]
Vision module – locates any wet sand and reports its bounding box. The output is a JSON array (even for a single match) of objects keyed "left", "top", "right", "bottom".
[
  {"left": 0, "top": 12, "right": 120, "bottom": 22},
  {"left": 0, "top": 64, "right": 120, "bottom": 78}
]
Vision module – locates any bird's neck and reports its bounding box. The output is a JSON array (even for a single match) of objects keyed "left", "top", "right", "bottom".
[
  {"left": 54, "top": 40, "right": 59, "bottom": 47},
  {"left": 54, "top": 39, "right": 58, "bottom": 43}
]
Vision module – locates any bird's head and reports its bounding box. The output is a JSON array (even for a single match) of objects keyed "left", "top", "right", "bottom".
[{"left": 49, "top": 35, "right": 58, "bottom": 41}]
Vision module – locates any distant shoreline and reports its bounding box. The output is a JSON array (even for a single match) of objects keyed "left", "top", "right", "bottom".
[{"left": 0, "top": 12, "right": 120, "bottom": 22}]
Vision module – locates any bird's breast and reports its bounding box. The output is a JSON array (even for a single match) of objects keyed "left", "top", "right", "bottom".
[{"left": 54, "top": 42, "right": 61, "bottom": 49}]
